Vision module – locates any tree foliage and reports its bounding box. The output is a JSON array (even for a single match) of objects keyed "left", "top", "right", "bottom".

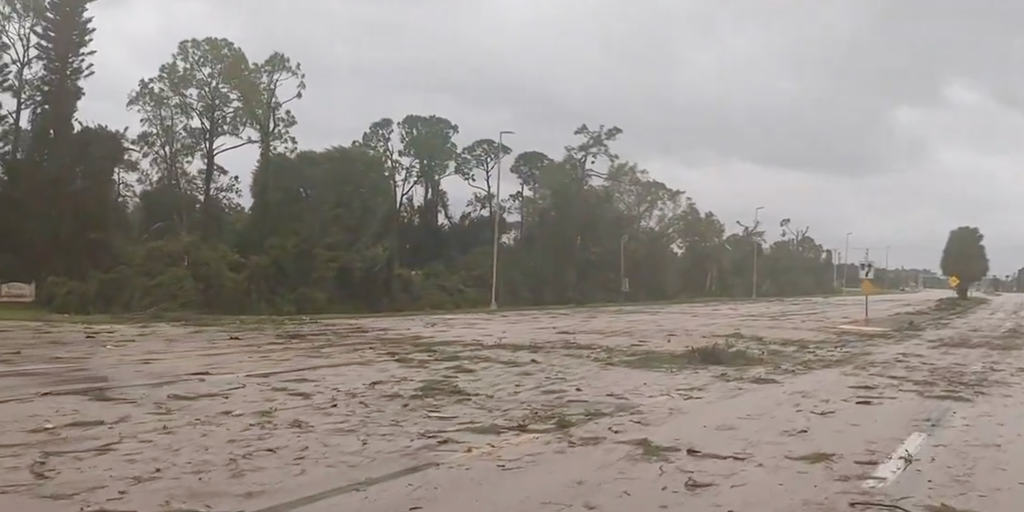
[
  {"left": 940, "top": 226, "right": 990, "bottom": 299},
  {"left": 0, "top": 0, "right": 45, "bottom": 156},
  {"left": 0, "top": 2, "right": 863, "bottom": 315}
]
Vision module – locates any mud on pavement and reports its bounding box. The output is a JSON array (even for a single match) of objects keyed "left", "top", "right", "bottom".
[{"left": 1, "top": 291, "right": 1010, "bottom": 512}]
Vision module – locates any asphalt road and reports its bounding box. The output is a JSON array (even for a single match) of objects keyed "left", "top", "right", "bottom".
[
  {"left": 1, "top": 290, "right": 1018, "bottom": 512},
  {"left": 291, "top": 291, "right": 1024, "bottom": 512}
]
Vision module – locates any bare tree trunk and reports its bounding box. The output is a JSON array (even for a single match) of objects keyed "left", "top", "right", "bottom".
[
  {"left": 10, "top": 89, "right": 25, "bottom": 157},
  {"left": 200, "top": 144, "right": 216, "bottom": 239},
  {"left": 519, "top": 184, "right": 526, "bottom": 238}
]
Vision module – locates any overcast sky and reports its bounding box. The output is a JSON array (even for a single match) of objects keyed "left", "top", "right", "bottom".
[{"left": 81, "top": 0, "right": 1024, "bottom": 275}]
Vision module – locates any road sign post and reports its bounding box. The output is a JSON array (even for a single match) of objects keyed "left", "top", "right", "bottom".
[{"left": 858, "top": 250, "right": 874, "bottom": 324}]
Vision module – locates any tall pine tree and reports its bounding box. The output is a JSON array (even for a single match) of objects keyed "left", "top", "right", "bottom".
[
  {"left": 33, "top": 0, "right": 95, "bottom": 151},
  {"left": 14, "top": 0, "right": 100, "bottom": 280}
]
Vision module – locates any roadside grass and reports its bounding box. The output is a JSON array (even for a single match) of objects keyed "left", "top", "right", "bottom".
[
  {"left": 0, "top": 290, "right": 865, "bottom": 325},
  {"left": 0, "top": 303, "right": 57, "bottom": 322},
  {"left": 930, "top": 296, "right": 988, "bottom": 316},
  {"left": 869, "top": 296, "right": 990, "bottom": 333}
]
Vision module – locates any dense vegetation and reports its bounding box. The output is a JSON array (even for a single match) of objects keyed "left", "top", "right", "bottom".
[
  {"left": 0, "top": 0, "right": 899, "bottom": 315},
  {"left": 940, "top": 226, "right": 990, "bottom": 299}
]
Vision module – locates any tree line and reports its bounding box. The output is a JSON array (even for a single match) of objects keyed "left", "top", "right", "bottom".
[{"left": 0, "top": 0, "right": 889, "bottom": 315}]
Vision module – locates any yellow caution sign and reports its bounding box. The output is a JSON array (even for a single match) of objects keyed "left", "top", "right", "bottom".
[
  {"left": 948, "top": 276, "right": 960, "bottom": 288},
  {"left": 861, "top": 279, "right": 875, "bottom": 295}
]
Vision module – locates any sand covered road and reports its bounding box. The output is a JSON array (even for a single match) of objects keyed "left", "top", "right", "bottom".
[{"left": 0, "top": 290, "right": 1001, "bottom": 512}]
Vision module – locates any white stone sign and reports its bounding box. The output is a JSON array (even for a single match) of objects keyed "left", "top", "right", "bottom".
[{"left": 0, "top": 281, "right": 36, "bottom": 303}]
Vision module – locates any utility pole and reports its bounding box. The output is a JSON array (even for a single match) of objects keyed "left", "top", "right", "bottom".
[
  {"left": 619, "top": 234, "right": 629, "bottom": 302},
  {"left": 863, "top": 248, "right": 871, "bottom": 322},
  {"left": 842, "top": 232, "right": 852, "bottom": 294},
  {"left": 884, "top": 245, "right": 890, "bottom": 290},
  {"left": 489, "top": 130, "right": 515, "bottom": 310},
  {"left": 752, "top": 206, "right": 764, "bottom": 299},
  {"left": 832, "top": 248, "right": 839, "bottom": 290}
]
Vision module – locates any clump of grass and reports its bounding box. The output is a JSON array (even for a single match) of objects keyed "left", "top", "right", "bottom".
[
  {"left": 569, "top": 435, "right": 606, "bottom": 447},
  {"left": 898, "top": 320, "right": 924, "bottom": 332},
  {"left": 552, "top": 414, "right": 577, "bottom": 430},
  {"left": 506, "top": 411, "right": 578, "bottom": 433},
  {"left": 445, "top": 364, "right": 477, "bottom": 374},
  {"left": 498, "top": 407, "right": 615, "bottom": 435},
  {"left": 411, "top": 379, "right": 471, "bottom": 399},
  {"left": 393, "top": 355, "right": 431, "bottom": 368},
  {"left": 464, "top": 423, "right": 504, "bottom": 435},
  {"left": 932, "top": 297, "right": 987, "bottom": 315},
  {"left": 434, "top": 352, "right": 463, "bottom": 362},
  {"left": 464, "top": 415, "right": 578, "bottom": 436},
  {"left": 919, "top": 392, "right": 974, "bottom": 403},
  {"left": 616, "top": 342, "right": 762, "bottom": 370},
  {"left": 689, "top": 343, "right": 762, "bottom": 365},
  {"left": 725, "top": 331, "right": 765, "bottom": 343},
  {"left": 785, "top": 451, "right": 836, "bottom": 464},
  {"left": 618, "top": 437, "right": 682, "bottom": 462}
]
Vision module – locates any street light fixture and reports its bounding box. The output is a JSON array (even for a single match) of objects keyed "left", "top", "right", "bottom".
[
  {"left": 490, "top": 130, "right": 515, "bottom": 310},
  {"left": 752, "top": 206, "right": 764, "bottom": 299}
]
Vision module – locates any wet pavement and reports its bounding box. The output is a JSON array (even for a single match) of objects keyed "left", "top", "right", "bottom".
[{"left": 0, "top": 290, "right": 1018, "bottom": 511}]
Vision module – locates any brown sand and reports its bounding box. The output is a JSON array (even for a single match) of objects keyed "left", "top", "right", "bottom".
[{"left": 1, "top": 291, "right": 1019, "bottom": 511}]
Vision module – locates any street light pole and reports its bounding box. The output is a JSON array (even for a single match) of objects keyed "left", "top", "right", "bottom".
[
  {"left": 619, "top": 234, "right": 629, "bottom": 302},
  {"left": 884, "top": 245, "right": 891, "bottom": 290},
  {"left": 752, "top": 206, "right": 764, "bottom": 299},
  {"left": 832, "top": 248, "right": 839, "bottom": 289},
  {"left": 490, "top": 130, "right": 515, "bottom": 310},
  {"left": 843, "top": 232, "right": 852, "bottom": 294}
]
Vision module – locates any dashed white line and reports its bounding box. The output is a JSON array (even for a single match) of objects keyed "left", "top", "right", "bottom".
[{"left": 862, "top": 432, "right": 927, "bottom": 489}]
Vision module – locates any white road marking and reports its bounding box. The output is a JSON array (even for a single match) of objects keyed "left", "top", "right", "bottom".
[
  {"left": 862, "top": 432, "right": 927, "bottom": 489},
  {"left": 835, "top": 325, "right": 892, "bottom": 333}
]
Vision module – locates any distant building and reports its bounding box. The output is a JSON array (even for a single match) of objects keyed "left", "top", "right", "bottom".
[{"left": 921, "top": 275, "right": 949, "bottom": 289}]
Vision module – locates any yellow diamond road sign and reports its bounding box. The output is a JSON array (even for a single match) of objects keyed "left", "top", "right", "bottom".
[
  {"left": 861, "top": 279, "right": 874, "bottom": 294},
  {"left": 949, "top": 276, "right": 960, "bottom": 288}
]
